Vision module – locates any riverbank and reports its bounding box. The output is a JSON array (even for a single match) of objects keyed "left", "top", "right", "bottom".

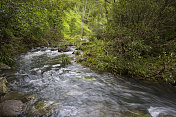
[{"left": 65, "top": 37, "right": 176, "bottom": 86}]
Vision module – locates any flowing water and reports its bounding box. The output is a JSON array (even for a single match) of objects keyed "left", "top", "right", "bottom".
[{"left": 4, "top": 47, "right": 176, "bottom": 117}]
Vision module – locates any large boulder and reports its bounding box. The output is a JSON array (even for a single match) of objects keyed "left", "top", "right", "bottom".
[
  {"left": 28, "top": 100, "right": 59, "bottom": 116},
  {"left": 0, "top": 100, "right": 26, "bottom": 117},
  {"left": 0, "top": 77, "right": 8, "bottom": 94},
  {"left": 159, "top": 114, "right": 175, "bottom": 117},
  {"left": 1, "top": 92, "right": 38, "bottom": 105}
]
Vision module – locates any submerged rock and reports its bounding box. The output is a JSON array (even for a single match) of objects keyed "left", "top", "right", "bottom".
[
  {"left": 28, "top": 100, "right": 59, "bottom": 116},
  {"left": 120, "top": 110, "right": 149, "bottom": 117},
  {"left": 159, "top": 114, "right": 175, "bottom": 117},
  {"left": 77, "top": 76, "right": 96, "bottom": 81},
  {"left": 0, "top": 77, "right": 8, "bottom": 94},
  {"left": 1, "top": 91, "right": 37, "bottom": 104},
  {"left": 66, "top": 90, "right": 83, "bottom": 96},
  {"left": 1, "top": 92, "right": 24, "bottom": 102},
  {"left": 0, "top": 100, "right": 26, "bottom": 117}
]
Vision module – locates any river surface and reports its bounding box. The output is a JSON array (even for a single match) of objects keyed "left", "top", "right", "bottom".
[{"left": 4, "top": 47, "right": 176, "bottom": 117}]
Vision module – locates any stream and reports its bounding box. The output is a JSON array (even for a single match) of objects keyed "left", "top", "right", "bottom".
[{"left": 3, "top": 46, "right": 176, "bottom": 117}]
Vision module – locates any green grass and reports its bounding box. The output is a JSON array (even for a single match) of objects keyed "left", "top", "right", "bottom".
[{"left": 61, "top": 54, "right": 72, "bottom": 65}]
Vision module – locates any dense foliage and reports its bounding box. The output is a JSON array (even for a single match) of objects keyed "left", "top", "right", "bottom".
[
  {"left": 74, "top": 0, "right": 176, "bottom": 84},
  {"left": 0, "top": 0, "right": 64, "bottom": 65},
  {"left": 107, "top": 0, "right": 176, "bottom": 84}
]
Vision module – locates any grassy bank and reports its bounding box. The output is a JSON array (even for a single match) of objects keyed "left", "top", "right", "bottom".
[{"left": 68, "top": 37, "right": 176, "bottom": 85}]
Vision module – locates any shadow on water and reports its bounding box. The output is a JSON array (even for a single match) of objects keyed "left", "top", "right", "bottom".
[{"left": 5, "top": 46, "right": 176, "bottom": 117}]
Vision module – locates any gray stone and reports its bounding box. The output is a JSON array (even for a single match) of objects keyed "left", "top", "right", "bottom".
[
  {"left": 28, "top": 101, "right": 59, "bottom": 116},
  {"left": 0, "top": 100, "right": 26, "bottom": 117}
]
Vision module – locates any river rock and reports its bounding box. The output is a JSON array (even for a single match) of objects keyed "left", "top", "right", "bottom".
[
  {"left": 1, "top": 92, "right": 24, "bottom": 102},
  {"left": 0, "top": 100, "right": 26, "bottom": 117},
  {"left": 159, "top": 114, "right": 175, "bottom": 117},
  {"left": 0, "top": 77, "right": 8, "bottom": 94},
  {"left": 0, "top": 63, "right": 11, "bottom": 70},
  {"left": 28, "top": 100, "right": 59, "bottom": 116},
  {"left": 58, "top": 45, "right": 70, "bottom": 52},
  {"left": 120, "top": 110, "right": 149, "bottom": 117},
  {"left": 22, "top": 94, "right": 38, "bottom": 105}
]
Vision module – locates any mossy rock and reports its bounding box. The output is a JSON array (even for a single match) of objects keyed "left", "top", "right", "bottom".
[
  {"left": 0, "top": 77, "right": 8, "bottom": 94},
  {"left": 22, "top": 94, "right": 38, "bottom": 105},
  {"left": 1, "top": 92, "right": 38, "bottom": 106},
  {"left": 66, "top": 90, "right": 83, "bottom": 96},
  {"left": 58, "top": 45, "right": 70, "bottom": 52},
  {"left": 4, "top": 71, "right": 17, "bottom": 77},
  {"left": 28, "top": 101, "right": 59, "bottom": 116},
  {"left": 1, "top": 92, "right": 24, "bottom": 102},
  {"left": 120, "top": 110, "right": 149, "bottom": 117}
]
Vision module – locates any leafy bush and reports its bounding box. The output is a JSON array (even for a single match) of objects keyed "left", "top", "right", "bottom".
[
  {"left": 0, "top": 54, "right": 14, "bottom": 66},
  {"left": 61, "top": 54, "right": 72, "bottom": 65},
  {"left": 73, "top": 50, "right": 81, "bottom": 56}
]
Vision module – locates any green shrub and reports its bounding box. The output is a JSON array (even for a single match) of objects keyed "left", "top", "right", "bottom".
[
  {"left": 61, "top": 54, "right": 72, "bottom": 65},
  {"left": 0, "top": 54, "right": 14, "bottom": 66},
  {"left": 74, "top": 50, "right": 81, "bottom": 56}
]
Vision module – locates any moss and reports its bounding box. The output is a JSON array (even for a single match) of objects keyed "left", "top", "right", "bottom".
[
  {"left": 120, "top": 110, "right": 149, "bottom": 117},
  {"left": 28, "top": 101, "right": 59, "bottom": 116},
  {"left": 35, "top": 101, "right": 46, "bottom": 110},
  {"left": 0, "top": 77, "right": 8, "bottom": 94}
]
